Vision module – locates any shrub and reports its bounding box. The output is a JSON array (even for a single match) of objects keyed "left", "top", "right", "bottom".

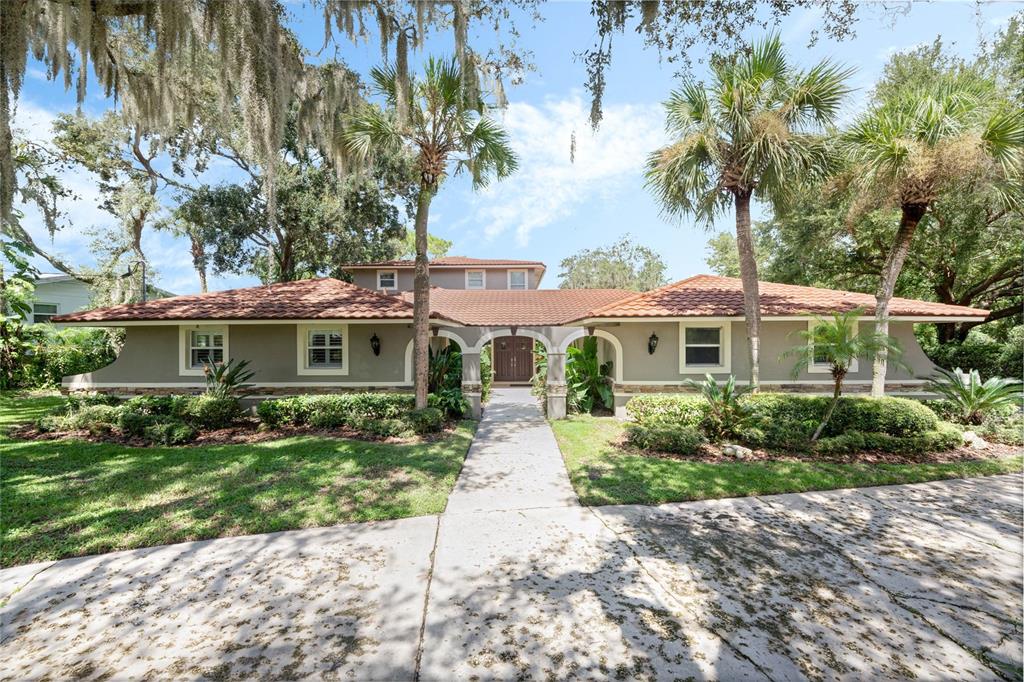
[
  {"left": 122, "top": 395, "right": 188, "bottom": 417},
  {"left": 814, "top": 422, "right": 963, "bottom": 456},
  {"left": 626, "top": 421, "right": 706, "bottom": 455},
  {"left": 39, "top": 404, "right": 120, "bottom": 434},
  {"left": 143, "top": 419, "right": 196, "bottom": 445},
  {"left": 626, "top": 395, "right": 707, "bottom": 428},
  {"left": 977, "top": 412, "right": 1024, "bottom": 446},
  {"left": 117, "top": 409, "right": 158, "bottom": 437},
  {"left": 566, "top": 337, "right": 613, "bottom": 413},
  {"left": 65, "top": 392, "right": 121, "bottom": 412},
  {"left": 480, "top": 344, "right": 493, "bottom": 402},
  {"left": 410, "top": 407, "right": 444, "bottom": 434},
  {"left": 925, "top": 329, "right": 1020, "bottom": 381},
  {"left": 827, "top": 397, "right": 937, "bottom": 437},
  {"left": 181, "top": 395, "right": 240, "bottom": 429},
  {"left": 255, "top": 394, "right": 417, "bottom": 429},
  {"left": 256, "top": 399, "right": 288, "bottom": 428},
  {"left": 18, "top": 327, "right": 119, "bottom": 388},
  {"left": 350, "top": 417, "right": 411, "bottom": 438},
  {"left": 429, "top": 388, "right": 469, "bottom": 418}
]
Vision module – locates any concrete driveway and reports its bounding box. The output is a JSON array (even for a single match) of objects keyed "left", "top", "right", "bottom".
[{"left": 3, "top": 390, "right": 1022, "bottom": 680}]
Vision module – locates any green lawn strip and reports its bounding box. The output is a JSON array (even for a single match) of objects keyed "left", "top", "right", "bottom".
[
  {"left": 1, "top": 417, "right": 475, "bottom": 567},
  {"left": 552, "top": 415, "right": 1024, "bottom": 507},
  {"left": 0, "top": 391, "right": 65, "bottom": 431}
]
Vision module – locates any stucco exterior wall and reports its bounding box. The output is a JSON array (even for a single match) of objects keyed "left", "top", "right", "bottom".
[
  {"left": 595, "top": 320, "right": 936, "bottom": 384},
  {"left": 65, "top": 318, "right": 940, "bottom": 402},
  {"left": 350, "top": 267, "right": 541, "bottom": 292},
  {"left": 67, "top": 322, "right": 415, "bottom": 389}
]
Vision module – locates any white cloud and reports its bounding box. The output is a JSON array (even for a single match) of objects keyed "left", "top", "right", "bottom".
[{"left": 463, "top": 94, "right": 666, "bottom": 247}]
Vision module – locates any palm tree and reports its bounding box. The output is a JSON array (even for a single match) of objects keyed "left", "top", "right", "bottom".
[
  {"left": 646, "top": 35, "right": 852, "bottom": 389},
  {"left": 783, "top": 309, "right": 905, "bottom": 441},
  {"left": 346, "top": 57, "right": 518, "bottom": 408},
  {"left": 843, "top": 79, "right": 1024, "bottom": 396}
]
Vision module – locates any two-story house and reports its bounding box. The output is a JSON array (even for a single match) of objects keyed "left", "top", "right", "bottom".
[
  {"left": 345, "top": 256, "right": 547, "bottom": 294},
  {"left": 346, "top": 257, "right": 549, "bottom": 383},
  {"left": 52, "top": 254, "right": 983, "bottom": 419}
]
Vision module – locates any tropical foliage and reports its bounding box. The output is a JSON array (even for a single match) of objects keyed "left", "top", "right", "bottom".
[
  {"left": 683, "top": 374, "right": 754, "bottom": 442},
  {"left": 0, "top": 237, "right": 37, "bottom": 389},
  {"left": 646, "top": 34, "right": 852, "bottom": 388},
  {"left": 346, "top": 56, "right": 518, "bottom": 408},
  {"left": 924, "top": 367, "right": 1022, "bottom": 425},
  {"left": 842, "top": 70, "right": 1024, "bottom": 395},
  {"left": 202, "top": 359, "right": 255, "bottom": 399},
  {"left": 565, "top": 337, "right": 614, "bottom": 413},
  {"left": 783, "top": 310, "right": 905, "bottom": 440},
  {"left": 428, "top": 345, "right": 462, "bottom": 393}
]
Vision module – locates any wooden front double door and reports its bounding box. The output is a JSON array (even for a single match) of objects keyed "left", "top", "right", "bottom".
[{"left": 492, "top": 336, "right": 535, "bottom": 383}]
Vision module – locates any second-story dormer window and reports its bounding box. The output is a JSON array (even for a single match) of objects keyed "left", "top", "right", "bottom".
[
  {"left": 508, "top": 270, "right": 527, "bottom": 290},
  {"left": 466, "top": 270, "right": 485, "bottom": 289},
  {"left": 377, "top": 270, "right": 397, "bottom": 289}
]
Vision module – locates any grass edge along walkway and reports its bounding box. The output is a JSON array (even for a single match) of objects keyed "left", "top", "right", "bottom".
[
  {"left": 551, "top": 414, "right": 1024, "bottom": 507},
  {"left": 1, "top": 391, "right": 475, "bottom": 567}
]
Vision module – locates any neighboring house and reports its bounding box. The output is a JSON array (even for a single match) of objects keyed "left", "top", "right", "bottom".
[
  {"left": 27, "top": 273, "right": 175, "bottom": 326},
  {"left": 52, "top": 263, "right": 988, "bottom": 419},
  {"left": 28, "top": 274, "right": 95, "bottom": 325}
]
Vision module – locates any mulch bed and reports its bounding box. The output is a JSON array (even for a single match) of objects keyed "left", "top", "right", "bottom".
[
  {"left": 7, "top": 418, "right": 461, "bottom": 448},
  {"left": 615, "top": 436, "right": 1023, "bottom": 465}
]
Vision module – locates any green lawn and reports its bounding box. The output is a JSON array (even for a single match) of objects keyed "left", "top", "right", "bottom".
[
  {"left": 1, "top": 392, "right": 474, "bottom": 567},
  {"left": 552, "top": 415, "right": 1024, "bottom": 506}
]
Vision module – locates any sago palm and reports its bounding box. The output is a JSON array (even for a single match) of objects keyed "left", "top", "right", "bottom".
[
  {"left": 646, "top": 34, "right": 852, "bottom": 389},
  {"left": 346, "top": 57, "right": 518, "bottom": 407},
  {"left": 783, "top": 309, "right": 905, "bottom": 440},
  {"left": 843, "top": 78, "right": 1024, "bottom": 396},
  {"left": 924, "top": 367, "right": 1022, "bottom": 425}
]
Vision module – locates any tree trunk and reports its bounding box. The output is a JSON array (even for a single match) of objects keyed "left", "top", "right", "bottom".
[
  {"left": 871, "top": 203, "right": 926, "bottom": 396},
  {"left": 412, "top": 185, "right": 433, "bottom": 409},
  {"left": 189, "top": 234, "right": 208, "bottom": 293},
  {"left": 733, "top": 191, "right": 761, "bottom": 390},
  {"left": 813, "top": 369, "right": 846, "bottom": 441}
]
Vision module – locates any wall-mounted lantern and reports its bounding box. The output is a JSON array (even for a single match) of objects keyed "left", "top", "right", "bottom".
[
  {"left": 586, "top": 326, "right": 595, "bottom": 337},
  {"left": 647, "top": 332, "right": 659, "bottom": 355},
  {"left": 510, "top": 325, "right": 518, "bottom": 337},
  {"left": 370, "top": 332, "right": 381, "bottom": 356}
]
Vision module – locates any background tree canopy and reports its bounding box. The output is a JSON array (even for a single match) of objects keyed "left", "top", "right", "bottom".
[{"left": 558, "top": 235, "right": 667, "bottom": 291}]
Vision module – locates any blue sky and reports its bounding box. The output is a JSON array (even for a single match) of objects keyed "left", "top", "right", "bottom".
[{"left": 11, "top": 1, "right": 1021, "bottom": 293}]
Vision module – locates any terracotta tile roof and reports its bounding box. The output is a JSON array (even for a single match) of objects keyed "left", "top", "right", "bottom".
[
  {"left": 579, "top": 275, "right": 990, "bottom": 320},
  {"left": 51, "top": 278, "right": 439, "bottom": 323},
  {"left": 345, "top": 256, "right": 546, "bottom": 269},
  {"left": 400, "top": 288, "right": 635, "bottom": 326}
]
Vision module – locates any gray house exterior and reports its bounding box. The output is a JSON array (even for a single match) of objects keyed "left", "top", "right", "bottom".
[{"left": 53, "top": 259, "right": 988, "bottom": 419}]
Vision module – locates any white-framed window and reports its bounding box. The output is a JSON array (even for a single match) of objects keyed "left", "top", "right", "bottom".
[
  {"left": 807, "top": 318, "right": 859, "bottom": 373},
  {"left": 507, "top": 269, "right": 528, "bottom": 290},
  {"left": 32, "top": 303, "right": 59, "bottom": 324},
  {"left": 679, "top": 321, "right": 731, "bottom": 374},
  {"left": 465, "top": 270, "right": 486, "bottom": 289},
  {"left": 179, "top": 325, "right": 229, "bottom": 376},
  {"left": 296, "top": 323, "right": 349, "bottom": 375},
  {"left": 377, "top": 270, "right": 397, "bottom": 290}
]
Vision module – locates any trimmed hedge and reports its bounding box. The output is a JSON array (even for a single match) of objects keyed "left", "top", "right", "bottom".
[
  {"left": 626, "top": 392, "right": 954, "bottom": 454},
  {"left": 256, "top": 394, "right": 416, "bottom": 428},
  {"left": 626, "top": 421, "right": 706, "bottom": 455},
  {"left": 180, "top": 395, "right": 241, "bottom": 430},
  {"left": 626, "top": 395, "right": 706, "bottom": 428},
  {"left": 814, "top": 422, "right": 963, "bottom": 456}
]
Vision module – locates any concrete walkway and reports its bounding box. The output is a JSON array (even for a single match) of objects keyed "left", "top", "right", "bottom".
[
  {"left": 2, "top": 392, "right": 1022, "bottom": 680},
  {"left": 444, "top": 387, "right": 577, "bottom": 513}
]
